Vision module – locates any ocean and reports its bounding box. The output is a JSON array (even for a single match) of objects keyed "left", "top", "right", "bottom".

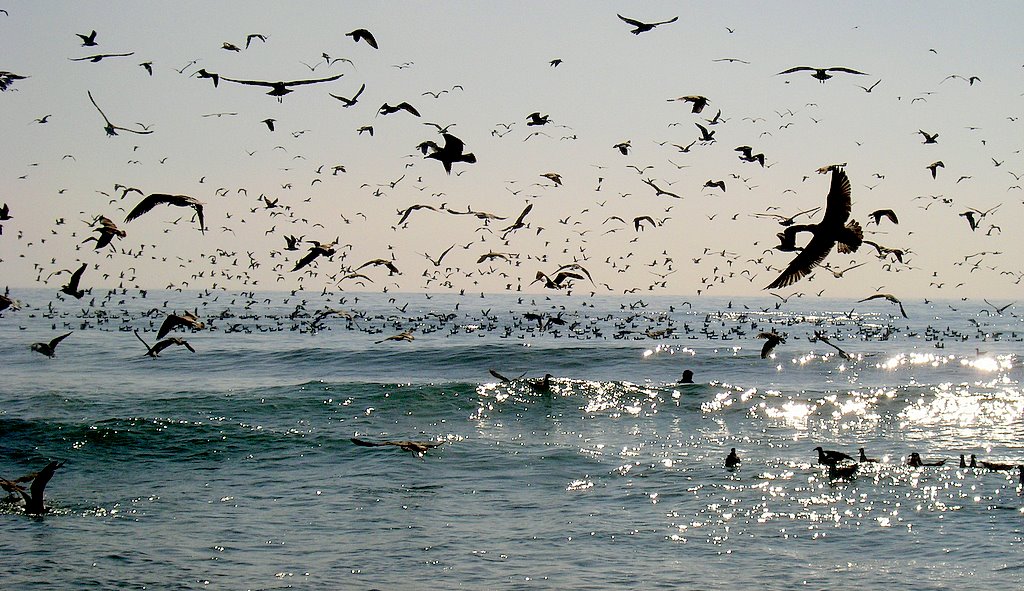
[{"left": 1, "top": 289, "right": 1022, "bottom": 590}]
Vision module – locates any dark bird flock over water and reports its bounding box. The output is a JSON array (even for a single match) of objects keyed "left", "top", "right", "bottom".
[{"left": 1, "top": 7, "right": 1023, "bottom": 511}]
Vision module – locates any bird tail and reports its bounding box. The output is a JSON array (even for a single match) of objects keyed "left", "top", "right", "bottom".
[{"left": 836, "top": 220, "right": 863, "bottom": 254}]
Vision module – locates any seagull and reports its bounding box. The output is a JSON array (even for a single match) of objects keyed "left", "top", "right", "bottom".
[
  {"left": 868, "top": 209, "right": 898, "bottom": 225},
  {"left": 0, "top": 71, "right": 28, "bottom": 91},
  {"left": 87, "top": 90, "right": 153, "bottom": 136},
  {"left": 917, "top": 129, "right": 939, "bottom": 144},
  {"left": 753, "top": 207, "right": 821, "bottom": 226},
  {"left": 329, "top": 83, "right": 365, "bottom": 108},
  {"left": 766, "top": 167, "right": 862, "bottom": 290},
  {"left": 76, "top": 30, "right": 98, "bottom": 46},
  {"left": 526, "top": 112, "right": 550, "bottom": 126},
  {"left": 345, "top": 28, "right": 378, "bottom": 49},
  {"left": 125, "top": 193, "right": 204, "bottom": 233},
  {"left": 1, "top": 460, "right": 64, "bottom": 514},
  {"left": 423, "top": 133, "right": 476, "bottom": 174},
  {"left": 777, "top": 66, "right": 869, "bottom": 82},
  {"left": 617, "top": 13, "right": 679, "bottom": 35},
  {"left": 375, "top": 330, "right": 414, "bottom": 344},
  {"left": 669, "top": 95, "right": 709, "bottom": 113},
  {"left": 134, "top": 330, "right": 195, "bottom": 357},
  {"left": 60, "top": 263, "right": 87, "bottom": 299},
  {"left": 69, "top": 52, "right": 135, "bottom": 63},
  {"left": 378, "top": 102, "right": 420, "bottom": 117},
  {"left": 926, "top": 160, "right": 944, "bottom": 179},
  {"left": 350, "top": 438, "right": 442, "bottom": 454},
  {"left": 81, "top": 215, "right": 126, "bottom": 250},
  {"left": 292, "top": 240, "right": 337, "bottom": 271},
  {"left": 157, "top": 310, "right": 205, "bottom": 339},
  {"left": 858, "top": 293, "right": 908, "bottom": 318},
  {"left": 220, "top": 73, "right": 344, "bottom": 101},
  {"left": 757, "top": 330, "right": 786, "bottom": 358},
  {"left": 31, "top": 332, "right": 73, "bottom": 358}
]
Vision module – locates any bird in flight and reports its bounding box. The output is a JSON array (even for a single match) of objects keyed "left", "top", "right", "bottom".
[
  {"left": 766, "top": 167, "right": 862, "bottom": 289},
  {"left": 926, "top": 160, "right": 944, "bottom": 179},
  {"left": 346, "top": 28, "right": 378, "bottom": 49},
  {"left": 70, "top": 52, "right": 134, "bottom": 63},
  {"left": 351, "top": 438, "right": 442, "bottom": 455},
  {"left": 617, "top": 13, "right": 678, "bottom": 34},
  {"left": 31, "top": 332, "right": 73, "bottom": 358},
  {"left": 422, "top": 133, "right": 476, "bottom": 174},
  {"left": 220, "top": 73, "right": 344, "bottom": 101},
  {"left": 76, "top": 30, "right": 98, "bottom": 46},
  {"left": 753, "top": 206, "right": 821, "bottom": 226},
  {"left": 668, "top": 95, "right": 709, "bottom": 113},
  {"left": 777, "top": 66, "right": 868, "bottom": 82},
  {"left": 858, "top": 293, "right": 908, "bottom": 318},
  {"left": 157, "top": 310, "right": 205, "bottom": 339},
  {"left": 125, "top": 193, "right": 205, "bottom": 233},
  {"left": 757, "top": 330, "right": 786, "bottom": 358},
  {"left": 58, "top": 263, "right": 88, "bottom": 299},
  {"left": 378, "top": 102, "right": 420, "bottom": 117},
  {"left": 868, "top": 209, "right": 898, "bottom": 225},
  {"left": 0, "top": 71, "right": 27, "bottom": 91},
  {"left": 292, "top": 240, "right": 337, "bottom": 271},
  {"left": 134, "top": 330, "right": 195, "bottom": 357},
  {"left": 88, "top": 90, "right": 153, "bottom": 136},
  {"left": 329, "top": 83, "right": 365, "bottom": 108}
]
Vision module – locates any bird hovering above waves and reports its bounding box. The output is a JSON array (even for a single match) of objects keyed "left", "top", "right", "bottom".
[{"left": 765, "top": 167, "right": 862, "bottom": 290}]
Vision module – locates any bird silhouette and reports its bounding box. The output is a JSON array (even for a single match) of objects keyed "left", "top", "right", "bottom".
[
  {"left": 87, "top": 90, "right": 153, "bottom": 136},
  {"left": 868, "top": 209, "right": 898, "bottom": 225},
  {"left": 766, "top": 167, "right": 862, "bottom": 289},
  {"left": 60, "top": 263, "right": 87, "bottom": 299},
  {"left": 777, "top": 66, "right": 868, "bottom": 82},
  {"left": 725, "top": 449, "right": 740, "bottom": 468},
  {"left": 926, "top": 160, "right": 944, "bottom": 178},
  {"left": 1, "top": 460, "right": 64, "bottom": 514},
  {"left": 668, "top": 95, "right": 709, "bottom": 113},
  {"left": 157, "top": 310, "right": 205, "bottom": 339},
  {"left": 757, "top": 330, "right": 786, "bottom": 358},
  {"left": 329, "top": 83, "right": 365, "bottom": 107},
  {"left": 220, "top": 73, "right": 344, "bottom": 101},
  {"left": 76, "top": 30, "right": 98, "bottom": 46},
  {"left": 31, "top": 332, "right": 73, "bottom": 358},
  {"left": 351, "top": 438, "right": 443, "bottom": 454},
  {"left": 134, "top": 330, "right": 195, "bottom": 357},
  {"left": 378, "top": 102, "right": 420, "bottom": 117},
  {"left": 617, "top": 13, "right": 678, "bottom": 34},
  {"left": 292, "top": 240, "right": 336, "bottom": 271},
  {"left": 346, "top": 28, "right": 378, "bottom": 49},
  {"left": 70, "top": 52, "right": 134, "bottom": 62},
  {"left": 125, "top": 193, "right": 205, "bottom": 233},
  {"left": 858, "top": 293, "right": 908, "bottom": 318},
  {"left": 423, "top": 133, "right": 476, "bottom": 174},
  {"left": 0, "top": 71, "right": 28, "bottom": 91}
]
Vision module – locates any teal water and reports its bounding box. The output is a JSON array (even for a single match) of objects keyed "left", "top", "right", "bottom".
[{"left": 1, "top": 290, "right": 1022, "bottom": 589}]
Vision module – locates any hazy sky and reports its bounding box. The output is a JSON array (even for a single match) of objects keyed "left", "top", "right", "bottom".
[{"left": 2, "top": 1, "right": 1022, "bottom": 299}]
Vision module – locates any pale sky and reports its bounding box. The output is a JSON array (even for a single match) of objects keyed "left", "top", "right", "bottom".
[{"left": 2, "top": 1, "right": 1022, "bottom": 299}]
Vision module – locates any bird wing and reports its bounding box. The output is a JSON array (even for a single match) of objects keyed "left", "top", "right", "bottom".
[
  {"left": 49, "top": 332, "right": 73, "bottom": 350},
  {"left": 350, "top": 437, "right": 384, "bottom": 447},
  {"left": 827, "top": 67, "right": 868, "bottom": 75},
  {"left": 283, "top": 73, "right": 344, "bottom": 87},
  {"left": 820, "top": 168, "right": 852, "bottom": 228},
  {"left": 68, "top": 263, "right": 87, "bottom": 288},
  {"left": 292, "top": 249, "right": 320, "bottom": 271},
  {"left": 29, "top": 461, "right": 63, "bottom": 504},
  {"left": 398, "top": 102, "right": 420, "bottom": 116},
  {"left": 441, "top": 133, "right": 466, "bottom": 153},
  {"left": 766, "top": 232, "right": 835, "bottom": 289},
  {"left": 125, "top": 194, "right": 170, "bottom": 222},
  {"left": 489, "top": 369, "right": 512, "bottom": 382},
  {"left": 760, "top": 339, "right": 775, "bottom": 359},
  {"left": 157, "top": 314, "right": 185, "bottom": 339},
  {"left": 617, "top": 14, "right": 644, "bottom": 27},
  {"left": 857, "top": 293, "right": 887, "bottom": 303},
  {"left": 777, "top": 66, "right": 815, "bottom": 75}
]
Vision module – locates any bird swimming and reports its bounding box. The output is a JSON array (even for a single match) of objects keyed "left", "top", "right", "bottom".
[
  {"left": 725, "top": 448, "right": 740, "bottom": 469},
  {"left": 1, "top": 460, "right": 64, "bottom": 514}
]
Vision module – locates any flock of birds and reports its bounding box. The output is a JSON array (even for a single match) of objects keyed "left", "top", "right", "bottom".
[{"left": 2, "top": 10, "right": 1023, "bottom": 512}]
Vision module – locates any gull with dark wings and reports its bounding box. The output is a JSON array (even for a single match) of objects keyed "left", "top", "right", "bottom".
[
  {"left": 777, "top": 66, "right": 868, "bottom": 82},
  {"left": 157, "top": 310, "right": 205, "bottom": 339},
  {"left": 220, "top": 72, "right": 344, "bottom": 101},
  {"left": 125, "top": 193, "right": 205, "bottom": 233},
  {"left": 765, "top": 167, "right": 862, "bottom": 290},
  {"left": 617, "top": 13, "right": 678, "bottom": 34},
  {"left": 422, "top": 132, "right": 476, "bottom": 174},
  {"left": 88, "top": 90, "right": 153, "bottom": 136},
  {"left": 134, "top": 330, "right": 195, "bottom": 357}
]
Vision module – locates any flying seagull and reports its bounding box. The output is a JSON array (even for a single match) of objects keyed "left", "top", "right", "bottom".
[
  {"left": 220, "top": 73, "right": 344, "bottom": 101},
  {"left": 88, "top": 90, "right": 153, "bottom": 136},
  {"left": 777, "top": 66, "right": 868, "bottom": 82},
  {"left": 350, "top": 438, "right": 442, "bottom": 455},
  {"left": 858, "top": 293, "right": 908, "bottom": 318},
  {"left": 766, "top": 167, "right": 862, "bottom": 289},
  {"left": 59, "top": 262, "right": 87, "bottom": 299},
  {"left": 125, "top": 193, "right": 205, "bottom": 234},
  {"left": 157, "top": 310, "right": 205, "bottom": 339},
  {"left": 329, "top": 83, "right": 365, "bottom": 107},
  {"left": 134, "top": 330, "right": 195, "bottom": 357},
  {"left": 422, "top": 133, "right": 476, "bottom": 174},
  {"left": 617, "top": 13, "right": 678, "bottom": 34},
  {"left": 345, "top": 28, "right": 378, "bottom": 49},
  {"left": 31, "top": 332, "right": 73, "bottom": 358}
]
